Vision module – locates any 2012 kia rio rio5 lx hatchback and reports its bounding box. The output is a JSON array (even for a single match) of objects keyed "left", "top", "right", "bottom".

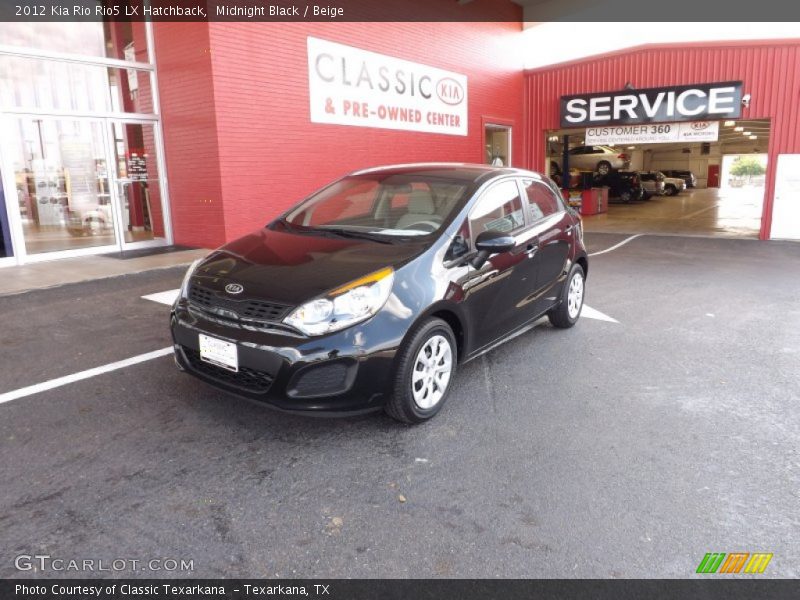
[{"left": 171, "top": 164, "right": 588, "bottom": 423}]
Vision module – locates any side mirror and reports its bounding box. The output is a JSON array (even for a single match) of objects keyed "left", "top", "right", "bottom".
[{"left": 471, "top": 230, "right": 516, "bottom": 269}]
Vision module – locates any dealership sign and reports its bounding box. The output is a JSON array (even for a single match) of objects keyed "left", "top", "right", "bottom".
[
  {"left": 307, "top": 37, "right": 468, "bottom": 136},
  {"left": 585, "top": 121, "right": 720, "bottom": 145},
  {"left": 560, "top": 82, "right": 742, "bottom": 128}
]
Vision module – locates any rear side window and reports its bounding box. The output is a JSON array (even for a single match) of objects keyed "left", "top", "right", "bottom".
[
  {"left": 522, "top": 178, "right": 562, "bottom": 221},
  {"left": 469, "top": 180, "right": 525, "bottom": 238}
]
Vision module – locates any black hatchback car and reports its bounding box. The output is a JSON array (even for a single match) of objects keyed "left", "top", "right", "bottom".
[
  {"left": 595, "top": 170, "right": 644, "bottom": 203},
  {"left": 171, "top": 164, "right": 589, "bottom": 422}
]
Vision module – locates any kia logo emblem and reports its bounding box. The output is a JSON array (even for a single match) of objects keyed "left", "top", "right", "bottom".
[
  {"left": 225, "top": 283, "right": 244, "bottom": 295},
  {"left": 436, "top": 77, "right": 465, "bottom": 106},
  {"left": 691, "top": 121, "right": 711, "bottom": 130}
]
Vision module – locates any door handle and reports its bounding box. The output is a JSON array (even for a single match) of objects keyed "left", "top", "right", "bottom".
[
  {"left": 565, "top": 224, "right": 574, "bottom": 234},
  {"left": 525, "top": 243, "right": 539, "bottom": 257}
]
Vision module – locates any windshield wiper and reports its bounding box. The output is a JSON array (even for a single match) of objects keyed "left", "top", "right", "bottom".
[
  {"left": 273, "top": 217, "right": 300, "bottom": 232},
  {"left": 315, "top": 227, "right": 395, "bottom": 244}
]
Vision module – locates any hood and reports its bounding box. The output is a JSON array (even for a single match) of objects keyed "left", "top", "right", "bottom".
[{"left": 191, "top": 226, "right": 427, "bottom": 307}]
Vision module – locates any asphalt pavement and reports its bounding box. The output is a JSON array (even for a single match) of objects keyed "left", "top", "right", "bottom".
[{"left": 1, "top": 233, "right": 798, "bottom": 578}]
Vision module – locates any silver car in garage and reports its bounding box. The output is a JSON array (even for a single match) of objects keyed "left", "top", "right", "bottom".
[{"left": 552, "top": 145, "right": 631, "bottom": 176}]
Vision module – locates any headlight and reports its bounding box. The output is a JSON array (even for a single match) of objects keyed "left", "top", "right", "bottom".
[
  {"left": 178, "top": 258, "right": 203, "bottom": 301},
  {"left": 284, "top": 267, "right": 394, "bottom": 336}
]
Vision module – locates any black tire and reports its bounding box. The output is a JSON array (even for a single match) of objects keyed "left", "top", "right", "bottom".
[
  {"left": 548, "top": 263, "right": 585, "bottom": 329},
  {"left": 619, "top": 190, "right": 632, "bottom": 203},
  {"left": 664, "top": 184, "right": 677, "bottom": 196},
  {"left": 597, "top": 161, "right": 612, "bottom": 176},
  {"left": 384, "top": 317, "right": 458, "bottom": 424}
]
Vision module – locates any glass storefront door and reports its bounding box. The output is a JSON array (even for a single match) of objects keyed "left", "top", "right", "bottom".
[
  {"left": 1, "top": 115, "right": 167, "bottom": 258},
  {"left": 0, "top": 21, "right": 170, "bottom": 265},
  {"left": 5, "top": 116, "right": 117, "bottom": 255},
  {"left": 111, "top": 121, "right": 166, "bottom": 245}
]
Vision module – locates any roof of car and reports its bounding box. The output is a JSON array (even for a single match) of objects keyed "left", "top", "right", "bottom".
[{"left": 350, "top": 163, "right": 544, "bottom": 182}]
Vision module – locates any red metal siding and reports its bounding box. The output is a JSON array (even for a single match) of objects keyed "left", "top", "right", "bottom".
[
  {"left": 154, "top": 3, "right": 524, "bottom": 247},
  {"left": 153, "top": 23, "right": 227, "bottom": 248},
  {"left": 523, "top": 40, "right": 800, "bottom": 239}
]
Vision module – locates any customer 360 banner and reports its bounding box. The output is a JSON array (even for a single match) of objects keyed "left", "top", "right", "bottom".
[
  {"left": 585, "top": 121, "right": 720, "bottom": 145},
  {"left": 307, "top": 37, "right": 468, "bottom": 136}
]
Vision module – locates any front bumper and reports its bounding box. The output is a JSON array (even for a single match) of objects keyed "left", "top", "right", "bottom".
[{"left": 170, "top": 300, "right": 402, "bottom": 414}]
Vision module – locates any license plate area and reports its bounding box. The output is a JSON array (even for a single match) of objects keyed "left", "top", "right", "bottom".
[{"left": 198, "top": 333, "right": 238, "bottom": 372}]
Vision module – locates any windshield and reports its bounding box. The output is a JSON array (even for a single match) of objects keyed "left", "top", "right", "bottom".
[{"left": 281, "top": 173, "right": 469, "bottom": 237}]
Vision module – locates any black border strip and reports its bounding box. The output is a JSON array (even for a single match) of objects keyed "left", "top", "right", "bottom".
[
  {"left": 1, "top": 0, "right": 800, "bottom": 22},
  {"left": 2, "top": 579, "right": 800, "bottom": 600}
]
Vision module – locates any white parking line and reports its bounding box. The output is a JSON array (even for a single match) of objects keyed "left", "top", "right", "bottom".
[
  {"left": 142, "top": 289, "right": 180, "bottom": 305},
  {"left": 588, "top": 234, "right": 644, "bottom": 256},
  {"left": 581, "top": 305, "right": 619, "bottom": 323},
  {"left": 0, "top": 347, "right": 174, "bottom": 405},
  {"left": 2, "top": 287, "right": 618, "bottom": 405}
]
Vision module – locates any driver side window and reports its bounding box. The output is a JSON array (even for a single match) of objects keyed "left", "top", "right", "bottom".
[
  {"left": 446, "top": 180, "right": 524, "bottom": 262},
  {"left": 468, "top": 180, "right": 525, "bottom": 241}
]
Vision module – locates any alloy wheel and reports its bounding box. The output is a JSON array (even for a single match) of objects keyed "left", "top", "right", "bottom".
[
  {"left": 411, "top": 335, "right": 453, "bottom": 409},
  {"left": 567, "top": 271, "right": 584, "bottom": 319}
]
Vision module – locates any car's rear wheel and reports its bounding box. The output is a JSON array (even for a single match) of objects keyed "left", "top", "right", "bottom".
[
  {"left": 664, "top": 184, "right": 677, "bottom": 196},
  {"left": 385, "top": 317, "right": 457, "bottom": 424},
  {"left": 619, "top": 190, "right": 632, "bottom": 203},
  {"left": 597, "top": 161, "right": 611, "bottom": 176},
  {"left": 548, "top": 263, "right": 585, "bottom": 329}
]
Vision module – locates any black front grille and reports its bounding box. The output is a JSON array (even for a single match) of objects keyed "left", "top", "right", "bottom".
[
  {"left": 188, "top": 283, "right": 290, "bottom": 322},
  {"left": 182, "top": 347, "right": 274, "bottom": 394},
  {"left": 186, "top": 304, "right": 303, "bottom": 337}
]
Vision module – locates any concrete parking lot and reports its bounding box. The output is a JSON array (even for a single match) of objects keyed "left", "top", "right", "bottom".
[{"left": 1, "top": 233, "right": 798, "bottom": 578}]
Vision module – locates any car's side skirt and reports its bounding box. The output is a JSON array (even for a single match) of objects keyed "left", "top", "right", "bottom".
[{"left": 463, "top": 308, "right": 554, "bottom": 364}]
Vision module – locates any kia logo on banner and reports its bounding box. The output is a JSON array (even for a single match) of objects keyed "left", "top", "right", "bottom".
[
  {"left": 308, "top": 37, "right": 468, "bottom": 136},
  {"left": 560, "top": 81, "right": 743, "bottom": 128}
]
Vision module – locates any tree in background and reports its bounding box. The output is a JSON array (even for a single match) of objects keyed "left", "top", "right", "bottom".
[{"left": 730, "top": 156, "right": 766, "bottom": 183}]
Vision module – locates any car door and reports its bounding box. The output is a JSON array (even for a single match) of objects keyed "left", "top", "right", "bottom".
[
  {"left": 452, "top": 178, "right": 533, "bottom": 352},
  {"left": 520, "top": 177, "right": 575, "bottom": 317}
]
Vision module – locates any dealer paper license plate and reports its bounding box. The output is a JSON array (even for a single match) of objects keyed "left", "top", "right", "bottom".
[{"left": 198, "top": 333, "right": 238, "bottom": 372}]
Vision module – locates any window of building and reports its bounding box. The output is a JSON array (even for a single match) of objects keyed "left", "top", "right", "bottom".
[
  {"left": 0, "top": 57, "right": 154, "bottom": 114},
  {"left": 0, "top": 21, "right": 168, "bottom": 262},
  {"left": 0, "top": 21, "right": 151, "bottom": 63}
]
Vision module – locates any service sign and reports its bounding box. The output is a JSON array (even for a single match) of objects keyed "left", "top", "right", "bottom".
[
  {"left": 560, "top": 81, "right": 742, "bottom": 128},
  {"left": 308, "top": 37, "right": 468, "bottom": 136},
  {"left": 585, "top": 121, "right": 720, "bottom": 145}
]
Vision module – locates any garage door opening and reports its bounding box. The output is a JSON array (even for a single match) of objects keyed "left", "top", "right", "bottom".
[{"left": 544, "top": 119, "right": 769, "bottom": 239}]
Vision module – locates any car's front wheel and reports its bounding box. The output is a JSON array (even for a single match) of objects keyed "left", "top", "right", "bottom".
[
  {"left": 548, "top": 263, "right": 585, "bottom": 329},
  {"left": 385, "top": 317, "right": 457, "bottom": 424},
  {"left": 597, "top": 160, "right": 611, "bottom": 176}
]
